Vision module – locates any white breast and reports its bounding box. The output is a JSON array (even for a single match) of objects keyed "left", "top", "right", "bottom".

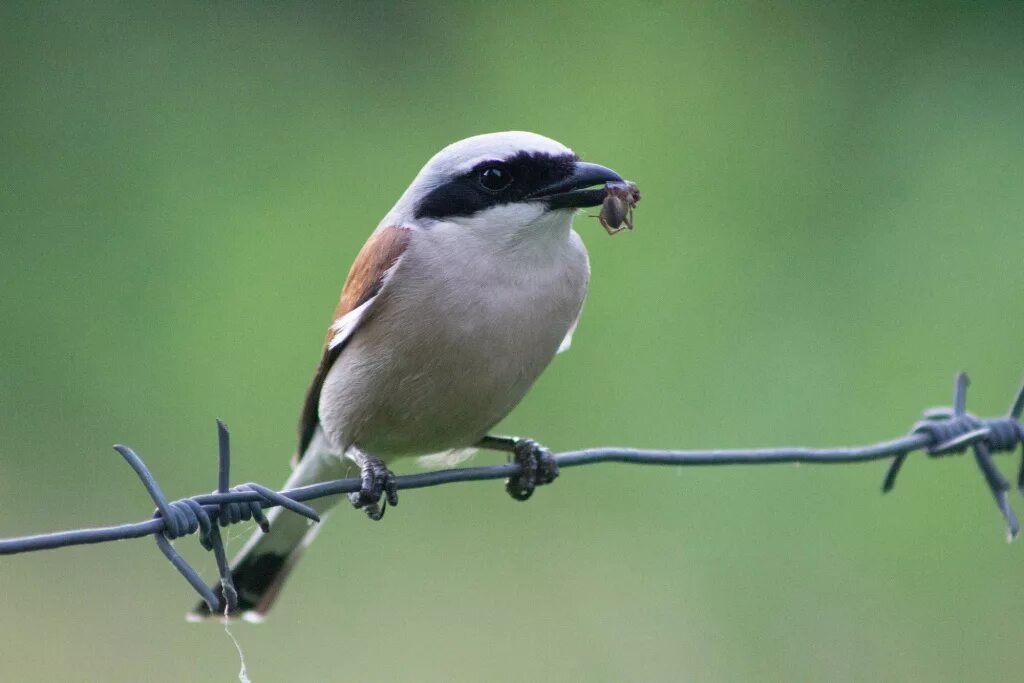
[{"left": 318, "top": 209, "right": 589, "bottom": 459}]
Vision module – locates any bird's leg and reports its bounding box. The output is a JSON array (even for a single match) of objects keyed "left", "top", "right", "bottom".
[
  {"left": 346, "top": 447, "right": 398, "bottom": 521},
  {"left": 477, "top": 435, "right": 559, "bottom": 501}
]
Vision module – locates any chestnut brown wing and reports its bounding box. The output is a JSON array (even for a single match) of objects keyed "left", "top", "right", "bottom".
[{"left": 295, "top": 226, "right": 410, "bottom": 461}]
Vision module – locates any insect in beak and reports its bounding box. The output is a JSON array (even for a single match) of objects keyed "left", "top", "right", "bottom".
[{"left": 594, "top": 181, "right": 641, "bottom": 235}]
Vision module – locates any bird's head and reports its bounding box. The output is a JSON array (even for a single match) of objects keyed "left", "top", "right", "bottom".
[{"left": 384, "top": 131, "right": 624, "bottom": 237}]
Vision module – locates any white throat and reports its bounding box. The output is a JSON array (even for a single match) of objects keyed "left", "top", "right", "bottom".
[{"left": 422, "top": 204, "right": 578, "bottom": 261}]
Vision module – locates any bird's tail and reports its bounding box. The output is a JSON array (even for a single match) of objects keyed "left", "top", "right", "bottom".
[{"left": 187, "top": 441, "right": 349, "bottom": 622}]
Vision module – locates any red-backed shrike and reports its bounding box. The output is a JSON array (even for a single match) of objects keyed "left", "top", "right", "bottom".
[{"left": 189, "top": 131, "right": 629, "bottom": 621}]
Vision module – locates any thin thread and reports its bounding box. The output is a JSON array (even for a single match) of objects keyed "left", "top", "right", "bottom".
[{"left": 221, "top": 616, "right": 251, "bottom": 683}]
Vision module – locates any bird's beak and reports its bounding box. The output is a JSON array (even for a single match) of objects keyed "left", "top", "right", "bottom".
[{"left": 527, "top": 161, "right": 624, "bottom": 209}]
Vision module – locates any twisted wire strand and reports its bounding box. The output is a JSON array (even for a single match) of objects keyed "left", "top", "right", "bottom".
[{"left": 0, "top": 372, "right": 1021, "bottom": 613}]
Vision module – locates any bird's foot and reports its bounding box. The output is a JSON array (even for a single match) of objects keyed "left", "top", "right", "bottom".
[
  {"left": 506, "top": 438, "right": 559, "bottom": 501},
  {"left": 348, "top": 456, "right": 398, "bottom": 521}
]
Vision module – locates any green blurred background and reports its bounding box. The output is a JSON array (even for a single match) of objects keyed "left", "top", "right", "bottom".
[{"left": 2, "top": 2, "right": 1022, "bottom": 681}]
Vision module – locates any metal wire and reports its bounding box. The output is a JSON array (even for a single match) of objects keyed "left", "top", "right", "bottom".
[{"left": 1, "top": 372, "right": 1021, "bottom": 614}]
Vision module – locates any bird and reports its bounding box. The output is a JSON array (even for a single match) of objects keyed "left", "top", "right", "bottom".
[{"left": 188, "top": 131, "right": 629, "bottom": 621}]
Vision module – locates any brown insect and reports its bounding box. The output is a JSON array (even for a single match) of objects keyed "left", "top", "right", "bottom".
[{"left": 596, "top": 181, "right": 641, "bottom": 235}]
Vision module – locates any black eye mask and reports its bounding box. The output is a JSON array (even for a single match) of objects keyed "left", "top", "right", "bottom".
[{"left": 414, "top": 151, "right": 578, "bottom": 221}]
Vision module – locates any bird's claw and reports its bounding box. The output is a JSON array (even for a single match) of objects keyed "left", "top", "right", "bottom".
[
  {"left": 348, "top": 457, "right": 398, "bottom": 521},
  {"left": 506, "top": 439, "right": 559, "bottom": 501}
]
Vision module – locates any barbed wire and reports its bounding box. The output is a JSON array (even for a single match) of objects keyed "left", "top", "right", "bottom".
[{"left": 1, "top": 371, "right": 1022, "bottom": 615}]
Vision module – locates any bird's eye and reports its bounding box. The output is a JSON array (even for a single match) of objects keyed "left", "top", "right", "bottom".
[{"left": 478, "top": 165, "right": 513, "bottom": 192}]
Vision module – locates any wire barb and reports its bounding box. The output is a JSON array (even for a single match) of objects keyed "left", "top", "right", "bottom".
[
  {"left": 883, "top": 372, "right": 1024, "bottom": 539},
  {"left": 111, "top": 424, "right": 321, "bottom": 613},
  {"left": 0, "top": 371, "right": 1022, "bottom": 608}
]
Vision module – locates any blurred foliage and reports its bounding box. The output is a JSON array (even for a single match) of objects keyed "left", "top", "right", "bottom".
[{"left": 1, "top": 2, "right": 1023, "bottom": 681}]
